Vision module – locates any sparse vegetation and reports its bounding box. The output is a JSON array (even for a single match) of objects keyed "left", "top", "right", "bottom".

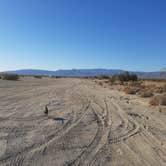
[
  {"left": 164, "top": 84, "right": 166, "bottom": 92},
  {"left": 98, "top": 82, "right": 103, "bottom": 86},
  {"left": 34, "top": 75, "right": 42, "bottom": 79},
  {"left": 129, "top": 81, "right": 144, "bottom": 88},
  {"left": 154, "top": 86, "right": 165, "bottom": 93},
  {"left": 98, "top": 75, "right": 110, "bottom": 79},
  {"left": 119, "top": 72, "right": 138, "bottom": 82},
  {"left": 111, "top": 72, "right": 138, "bottom": 84},
  {"left": 124, "top": 87, "right": 140, "bottom": 94},
  {"left": 150, "top": 94, "right": 166, "bottom": 106},
  {"left": 2, "top": 73, "right": 19, "bottom": 80},
  {"left": 140, "top": 90, "right": 153, "bottom": 98},
  {"left": 143, "top": 83, "right": 166, "bottom": 94}
]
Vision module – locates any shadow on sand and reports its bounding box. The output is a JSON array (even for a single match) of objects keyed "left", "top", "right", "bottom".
[{"left": 51, "top": 117, "right": 66, "bottom": 124}]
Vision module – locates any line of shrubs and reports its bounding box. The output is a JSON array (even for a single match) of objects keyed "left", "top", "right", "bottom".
[{"left": 0, "top": 73, "right": 19, "bottom": 80}]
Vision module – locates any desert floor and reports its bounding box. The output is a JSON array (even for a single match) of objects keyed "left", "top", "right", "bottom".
[{"left": 0, "top": 77, "right": 166, "bottom": 166}]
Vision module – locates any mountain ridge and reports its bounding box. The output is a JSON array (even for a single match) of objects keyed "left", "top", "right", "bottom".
[{"left": 3, "top": 69, "right": 166, "bottom": 79}]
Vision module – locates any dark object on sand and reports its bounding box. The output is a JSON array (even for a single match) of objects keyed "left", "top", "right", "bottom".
[
  {"left": 44, "top": 105, "right": 49, "bottom": 115},
  {"left": 52, "top": 117, "right": 66, "bottom": 124}
]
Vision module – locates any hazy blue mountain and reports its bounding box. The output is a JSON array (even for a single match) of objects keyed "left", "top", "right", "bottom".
[
  {"left": 4, "top": 69, "right": 56, "bottom": 76},
  {"left": 3, "top": 69, "right": 166, "bottom": 79},
  {"left": 4, "top": 69, "right": 124, "bottom": 76},
  {"left": 54, "top": 69, "right": 124, "bottom": 76}
]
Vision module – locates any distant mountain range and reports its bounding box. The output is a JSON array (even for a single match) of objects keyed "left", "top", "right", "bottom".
[{"left": 3, "top": 69, "right": 166, "bottom": 79}]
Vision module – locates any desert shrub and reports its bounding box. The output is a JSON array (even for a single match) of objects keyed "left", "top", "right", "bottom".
[
  {"left": 111, "top": 72, "right": 138, "bottom": 83},
  {"left": 154, "top": 84, "right": 166, "bottom": 94},
  {"left": 34, "top": 75, "right": 42, "bottom": 79},
  {"left": 160, "top": 95, "right": 166, "bottom": 105},
  {"left": 51, "top": 76, "right": 62, "bottom": 78},
  {"left": 98, "top": 82, "right": 103, "bottom": 86},
  {"left": 98, "top": 75, "right": 110, "bottom": 79},
  {"left": 130, "top": 74, "right": 138, "bottom": 81},
  {"left": 119, "top": 72, "right": 138, "bottom": 82},
  {"left": 150, "top": 94, "right": 166, "bottom": 106},
  {"left": 154, "top": 87, "right": 164, "bottom": 93},
  {"left": 129, "top": 81, "right": 143, "bottom": 87},
  {"left": 163, "top": 84, "right": 166, "bottom": 92},
  {"left": 104, "top": 80, "right": 110, "bottom": 84},
  {"left": 109, "top": 75, "right": 117, "bottom": 84},
  {"left": 124, "top": 87, "right": 140, "bottom": 95},
  {"left": 140, "top": 90, "right": 153, "bottom": 98},
  {"left": 119, "top": 72, "right": 130, "bottom": 82},
  {"left": 2, "top": 73, "right": 19, "bottom": 80}
]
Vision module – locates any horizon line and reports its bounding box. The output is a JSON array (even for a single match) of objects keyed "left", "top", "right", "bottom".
[{"left": 1, "top": 68, "right": 163, "bottom": 73}]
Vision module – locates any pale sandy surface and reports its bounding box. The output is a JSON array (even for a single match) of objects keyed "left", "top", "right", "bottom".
[{"left": 0, "top": 77, "right": 166, "bottom": 166}]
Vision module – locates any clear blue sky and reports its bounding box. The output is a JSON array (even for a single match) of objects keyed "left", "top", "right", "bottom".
[{"left": 0, "top": 0, "right": 166, "bottom": 71}]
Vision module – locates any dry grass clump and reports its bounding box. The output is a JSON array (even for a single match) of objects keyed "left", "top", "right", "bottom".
[
  {"left": 124, "top": 81, "right": 144, "bottom": 95},
  {"left": 149, "top": 94, "right": 166, "bottom": 106},
  {"left": 124, "top": 87, "right": 140, "bottom": 95},
  {"left": 104, "top": 80, "right": 110, "bottom": 84},
  {"left": 154, "top": 87, "right": 164, "bottom": 93},
  {"left": 140, "top": 90, "right": 153, "bottom": 98},
  {"left": 153, "top": 84, "right": 166, "bottom": 94},
  {"left": 143, "top": 80, "right": 166, "bottom": 87},
  {"left": 98, "top": 82, "right": 103, "bottom": 86},
  {"left": 164, "top": 84, "right": 166, "bottom": 92},
  {"left": 129, "top": 81, "right": 143, "bottom": 87}
]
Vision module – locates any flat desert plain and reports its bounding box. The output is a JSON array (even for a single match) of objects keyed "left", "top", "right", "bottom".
[{"left": 0, "top": 77, "right": 166, "bottom": 166}]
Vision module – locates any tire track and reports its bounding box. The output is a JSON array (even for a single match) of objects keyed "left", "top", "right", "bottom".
[
  {"left": 70, "top": 98, "right": 112, "bottom": 165},
  {"left": 108, "top": 99, "right": 141, "bottom": 144},
  {"left": 0, "top": 99, "right": 91, "bottom": 165}
]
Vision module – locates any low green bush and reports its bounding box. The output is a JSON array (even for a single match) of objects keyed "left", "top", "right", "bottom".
[
  {"left": 118, "top": 72, "right": 138, "bottom": 82},
  {"left": 2, "top": 73, "right": 19, "bottom": 80},
  {"left": 111, "top": 72, "right": 138, "bottom": 83}
]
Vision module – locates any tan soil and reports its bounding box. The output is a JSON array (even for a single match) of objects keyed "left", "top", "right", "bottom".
[{"left": 0, "top": 77, "right": 166, "bottom": 166}]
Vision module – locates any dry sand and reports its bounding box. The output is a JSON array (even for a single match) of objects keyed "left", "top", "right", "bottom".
[{"left": 0, "top": 77, "right": 166, "bottom": 166}]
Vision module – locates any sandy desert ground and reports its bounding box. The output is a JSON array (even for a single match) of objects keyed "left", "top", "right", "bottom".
[{"left": 0, "top": 77, "right": 166, "bottom": 166}]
